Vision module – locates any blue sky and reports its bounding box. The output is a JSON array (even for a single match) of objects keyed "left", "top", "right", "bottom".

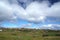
[{"left": 0, "top": 0, "right": 60, "bottom": 30}]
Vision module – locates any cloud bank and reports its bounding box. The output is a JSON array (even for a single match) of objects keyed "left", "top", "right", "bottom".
[
  {"left": 0, "top": 0, "right": 60, "bottom": 23},
  {"left": 39, "top": 24, "right": 60, "bottom": 30},
  {"left": 0, "top": 0, "right": 60, "bottom": 29}
]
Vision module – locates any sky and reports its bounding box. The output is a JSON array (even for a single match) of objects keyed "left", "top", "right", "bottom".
[{"left": 0, "top": 0, "right": 60, "bottom": 30}]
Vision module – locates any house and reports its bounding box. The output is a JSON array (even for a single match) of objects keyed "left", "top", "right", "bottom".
[{"left": 0, "top": 29, "right": 2, "bottom": 32}]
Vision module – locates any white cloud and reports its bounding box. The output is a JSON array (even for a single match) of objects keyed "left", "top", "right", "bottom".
[
  {"left": 47, "top": 2, "right": 60, "bottom": 17},
  {"left": 19, "top": 23, "right": 32, "bottom": 28},
  {"left": 0, "top": 1, "right": 14, "bottom": 21},
  {"left": 39, "top": 24, "right": 60, "bottom": 30},
  {"left": 15, "top": 1, "right": 49, "bottom": 23},
  {"left": 0, "top": 0, "right": 60, "bottom": 23},
  {"left": 15, "top": 1, "right": 60, "bottom": 23}
]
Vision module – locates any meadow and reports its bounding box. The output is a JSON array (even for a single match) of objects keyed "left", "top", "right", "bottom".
[{"left": 0, "top": 28, "right": 60, "bottom": 40}]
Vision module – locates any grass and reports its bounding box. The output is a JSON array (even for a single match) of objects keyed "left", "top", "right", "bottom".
[{"left": 0, "top": 28, "right": 60, "bottom": 40}]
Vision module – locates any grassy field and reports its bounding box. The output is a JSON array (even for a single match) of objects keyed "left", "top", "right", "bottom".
[{"left": 0, "top": 28, "right": 60, "bottom": 40}]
